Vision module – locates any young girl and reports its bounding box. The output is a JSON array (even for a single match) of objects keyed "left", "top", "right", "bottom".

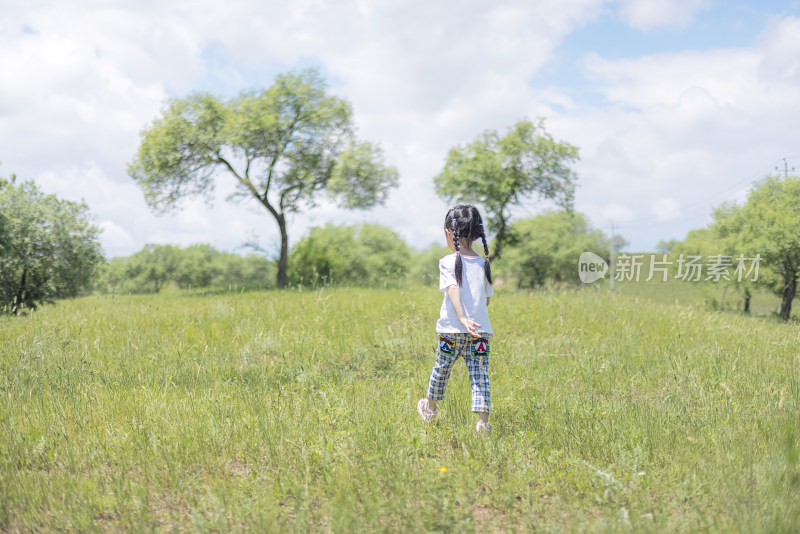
[{"left": 418, "top": 205, "right": 494, "bottom": 433}]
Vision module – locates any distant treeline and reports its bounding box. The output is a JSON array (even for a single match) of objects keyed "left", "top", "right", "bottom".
[
  {"left": 95, "top": 212, "right": 612, "bottom": 294},
  {"left": 95, "top": 244, "right": 276, "bottom": 293},
  {"left": 95, "top": 227, "right": 449, "bottom": 293}
]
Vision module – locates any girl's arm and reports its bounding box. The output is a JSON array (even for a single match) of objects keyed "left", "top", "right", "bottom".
[
  {"left": 445, "top": 284, "right": 481, "bottom": 337},
  {"left": 487, "top": 297, "right": 491, "bottom": 307}
]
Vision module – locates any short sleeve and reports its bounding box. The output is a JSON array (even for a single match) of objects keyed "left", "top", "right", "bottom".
[
  {"left": 438, "top": 257, "right": 457, "bottom": 291},
  {"left": 485, "top": 276, "right": 494, "bottom": 297}
]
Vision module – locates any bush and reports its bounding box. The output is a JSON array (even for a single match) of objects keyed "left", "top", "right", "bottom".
[
  {"left": 408, "top": 244, "right": 452, "bottom": 286},
  {"left": 288, "top": 224, "right": 410, "bottom": 287},
  {"left": 493, "top": 211, "right": 609, "bottom": 288},
  {"left": 0, "top": 175, "right": 103, "bottom": 314}
]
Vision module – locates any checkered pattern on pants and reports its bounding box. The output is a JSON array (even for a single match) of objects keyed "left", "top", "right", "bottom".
[{"left": 426, "top": 333, "right": 491, "bottom": 413}]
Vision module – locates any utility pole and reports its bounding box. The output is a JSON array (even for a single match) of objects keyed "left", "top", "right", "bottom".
[
  {"left": 777, "top": 157, "right": 795, "bottom": 179},
  {"left": 610, "top": 221, "right": 615, "bottom": 297}
]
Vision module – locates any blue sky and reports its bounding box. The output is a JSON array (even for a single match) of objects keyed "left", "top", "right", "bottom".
[
  {"left": 2, "top": 0, "right": 799, "bottom": 259},
  {"left": 538, "top": 8, "right": 754, "bottom": 93}
]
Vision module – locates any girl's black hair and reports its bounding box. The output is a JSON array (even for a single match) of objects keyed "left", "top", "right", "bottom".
[{"left": 444, "top": 205, "right": 492, "bottom": 287}]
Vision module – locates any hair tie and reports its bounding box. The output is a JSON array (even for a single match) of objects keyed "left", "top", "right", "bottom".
[{"left": 455, "top": 250, "right": 460, "bottom": 254}]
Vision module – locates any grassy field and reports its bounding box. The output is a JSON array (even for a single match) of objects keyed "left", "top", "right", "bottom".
[
  {"left": 595, "top": 269, "right": 781, "bottom": 318},
  {"left": 1, "top": 285, "right": 799, "bottom": 532}
]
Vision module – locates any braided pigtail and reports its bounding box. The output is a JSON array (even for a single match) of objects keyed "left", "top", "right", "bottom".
[
  {"left": 481, "top": 233, "right": 493, "bottom": 285},
  {"left": 452, "top": 227, "right": 463, "bottom": 286}
]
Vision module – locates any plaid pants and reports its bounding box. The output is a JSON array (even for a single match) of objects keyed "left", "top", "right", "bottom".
[{"left": 427, "top": 332, "right": 491, "bottom": 413}]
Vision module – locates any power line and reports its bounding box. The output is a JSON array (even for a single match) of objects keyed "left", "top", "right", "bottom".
[{"left": 612, "top": 159, "right": 785, "bottom": 230}]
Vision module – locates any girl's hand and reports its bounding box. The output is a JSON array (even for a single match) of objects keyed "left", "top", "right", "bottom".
[
  {"left": 446, "top": 284, "right": 482, "bottom": 337},
  {"left": 459, "top": 317, "right": 481, "bottom": 337}
]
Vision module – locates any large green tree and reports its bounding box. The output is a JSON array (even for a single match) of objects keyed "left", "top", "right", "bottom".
[
  {"left": 129, "top": 69, "right": 399, "bottom": 287},
  {"left": 710, "top": 175, "right": 800, "bottom": 320},
  {"left": 0, "top": 175, "right": 104, "bottom": 315},
  {"left": 433, "top": 118, "right": 579, "bottom": 259}
]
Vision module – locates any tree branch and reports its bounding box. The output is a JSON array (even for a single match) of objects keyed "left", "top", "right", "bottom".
[
  {"left": 264, "top": 154, "right": 278, "bottom": 202},
  {"left": 217, "top": 155, "right": 282, "bottom": 222},
  {"left": 279, "top": 183, "right": 304, "bottom": 213},
  {"left": 216, "top": 155, "right": 245, "bottom": 184},
  {"left": 262, "top": 110, "right": 303, "bottom": 202}
]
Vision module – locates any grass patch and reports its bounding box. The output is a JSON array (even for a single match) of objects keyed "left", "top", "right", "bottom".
[{"left": 1, "top": 287, "right": 799, "bottom": 531}]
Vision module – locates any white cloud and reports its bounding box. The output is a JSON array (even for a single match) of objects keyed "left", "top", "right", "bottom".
[
  {"left": 2, "top": 2, "right": 799, "bottom": 258},
  {"left": 0, "top": 14, "right": 166, "bottom": 179},
  {"left": 99, "top": 221, "right": 134, "bottom": 251},
  {"left": 650, "top": 197, "right": 680, "bottom": 221},
  {"left": 36, "top": 163, "right": 141, "bottom": 214},
  {"left": 583, "top": 50, "right": 763, "bottom": 111},
  {"left": 727, "top": 186, "right": 751, "bottom": 206},
  {"left": 2, "top": 0, "right": 608, "bottom": 256},
  {"left": 615, "top": 0, "right": 711, "bottom": 30},
  {"left": 564, "top": 17, "right": 800, "bottom": 248},
  {"left": 757, "top": 16, "right": 800, "bottom": 83},
  {"left": 602, "top": 203, "right": 636, "bottom": 221}
]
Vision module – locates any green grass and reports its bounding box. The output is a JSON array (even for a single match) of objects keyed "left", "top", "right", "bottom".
[
  {"left": 1, "top": 286, "right": 799, "bottom": 532},
  {"left": 599, "top": 273, "right": 781, "bottom": 317}
]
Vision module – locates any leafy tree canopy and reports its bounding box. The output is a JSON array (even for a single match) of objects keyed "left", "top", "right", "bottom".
[
  {"left": 434, "top": 118, "right": 579, "bottom": 258},
  {"left": 0, "top": 175, "right": 103, "bottom": 315},
  {"left": 709, "top": 175, "right": 800, "bottom": 320}
]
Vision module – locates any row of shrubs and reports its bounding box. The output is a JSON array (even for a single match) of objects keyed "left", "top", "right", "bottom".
[
  {"left": 96, "top": 244, "right": 276, "bottom": 293},
  {"left": 96, "top": 212, "right": 611, "bottom": 293}
]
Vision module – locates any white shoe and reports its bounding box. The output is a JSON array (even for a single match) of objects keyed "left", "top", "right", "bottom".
[
  {"left": 475, "top": 420, "right": 491, "bottom": 434},
  {"left": 417, "top": 398, "right": 436, "bottom": 422}
]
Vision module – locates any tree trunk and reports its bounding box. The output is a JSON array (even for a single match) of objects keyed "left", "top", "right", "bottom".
[
  {"left": 743, "top": 289, "right": 750, "bottom": 314},
  {"left": 13, "top": 268, "right": 26, "bottom": 316},
  {"left": 779, "top": 276, "right": 797, "bottom": 321},
  {"left": 253, "top": 192, "right": 289, "bottom": 288},
  {"left": 493, "top": 214, "right": 508, "bottom": 260},
  {"left": 276, "top": 213, "right": 289, "bottom": 287}
]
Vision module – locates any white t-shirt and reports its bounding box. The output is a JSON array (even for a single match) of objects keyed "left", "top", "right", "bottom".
[{"left": 436, "top": 253, "right": 494, "bottom": 334}]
